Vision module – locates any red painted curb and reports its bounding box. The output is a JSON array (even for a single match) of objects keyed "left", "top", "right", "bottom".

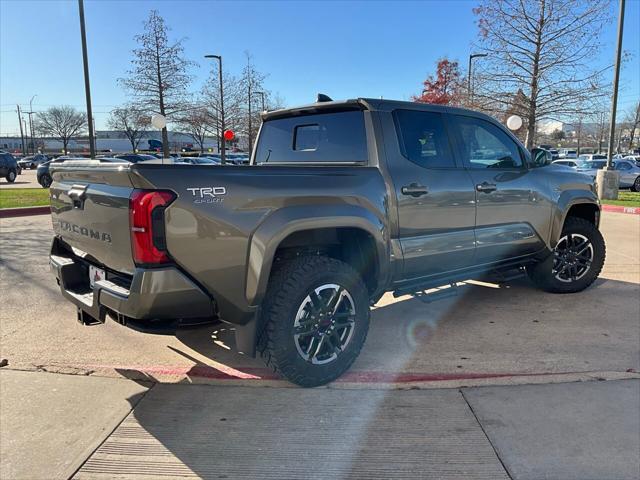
[
  {"left": 0, "top": 206, "right": 51, "bottom": 218},
  {"left": 601, "top": 204, "right": 640, "bottom": 215},
  {"left": 84, "top": 363, "right": 601, "bottom": 384}
]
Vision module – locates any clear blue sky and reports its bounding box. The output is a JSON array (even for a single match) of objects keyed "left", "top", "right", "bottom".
[{"left": 1, "top": 0, "right": 639, "bottom": 135}]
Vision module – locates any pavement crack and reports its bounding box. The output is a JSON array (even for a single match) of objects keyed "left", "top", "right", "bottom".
[{"left": 460, "top": 388, "right": 514, "bottom": 480}]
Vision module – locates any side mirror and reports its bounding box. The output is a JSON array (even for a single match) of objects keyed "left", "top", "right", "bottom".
[{"left": 530, "top": 148, "right": 551, "bottom": 167}]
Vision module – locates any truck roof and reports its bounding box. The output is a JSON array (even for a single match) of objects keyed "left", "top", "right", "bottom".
[{"left": 262, "top": 97, "right": 499, "bottom": 124}]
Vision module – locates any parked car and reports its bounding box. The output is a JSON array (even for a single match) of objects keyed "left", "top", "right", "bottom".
[
  {"left": 48, "top": 97, "right": 605, "bottom": 387},
  {"left": 552, "top": 159, "right": 583, "bottom": 170},
  {"left": 18, "top": 154, "right": 49, "bottom": 169},
  {"left": 180, "top": 157, "right": 220, "bottom": 165},
  {"left": 114, "top": 153, "right": 158, "bottom": 163},
  {"left": 558, "top": 149, "right": 577, "bottom": 159},
  {"left": 0, "top": 151, "right": 19, "bottom": 182},
  {"left": 613, "top": 159, "right": 640, "bottom": 191},
  {"left": 576, "top": 159, "right": 608, "bottom": 179},
  {"left": 578, "top": 154, "right": 608, "bottom": 162},
  {"left": 548, "top": 149, "right": 559, "bottom": 160},
  {"left": 624, "top": 155, "right": 640, "bottom": 166}
]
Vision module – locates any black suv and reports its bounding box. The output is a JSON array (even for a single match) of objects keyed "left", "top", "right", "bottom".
[{"left": 0, "top": 152, "right": 19, "bottom": 183}]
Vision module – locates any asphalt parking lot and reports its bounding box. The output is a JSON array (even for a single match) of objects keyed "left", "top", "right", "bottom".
[
  {"left": 1, "top": 212, "right": 638, "bottom": 385},
  {"left": 1, "top": 212, "right": 639, "bottom": 479}
]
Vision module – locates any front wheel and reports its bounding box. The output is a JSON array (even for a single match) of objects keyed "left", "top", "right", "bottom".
[
  {"left": 527, "top": 217, "right": 605, "bottom": 293},
  {"left": 632, "top": 176, "right": 640, "bottom": 192},
  {"left": 258, "top": 255, "right": 370, "bottom": 387}
]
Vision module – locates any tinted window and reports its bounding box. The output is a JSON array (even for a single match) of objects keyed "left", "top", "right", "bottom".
[
  {"left": 615, "top": 161, "right": 631, "bottom": 170},
  {"left": 393, "top": 110, "right": 455, "bottom": 168},
  {"left": 454, "top": 116, "right": 523, "bottom": 169},
  {"left": 254, "top": 111, "right": 367, "bottom": 163}
]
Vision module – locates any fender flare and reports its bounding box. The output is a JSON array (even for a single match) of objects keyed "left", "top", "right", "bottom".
[
  {"left": 245, "top": 204, "right": 389, "bottom": 307},
  {"left": 550, "top": 190, "right": 600, "bottom": 247}
]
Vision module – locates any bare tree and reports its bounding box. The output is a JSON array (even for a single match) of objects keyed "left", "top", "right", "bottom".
[
  {"left": 107, "top": 106, "right": 150, "bottom": 152},
  {"left": 177, "top": 105, "right": 212, "bottom": 153},
  {"left": 36, "top": 106, "right": 87, "bottom": 154},
  {"left": 119, "top": 10, "right": 195, "bottom": 158},
  {"left": 473, "top": 0, "right": 611, "bottom": 149},
  {"left": 625, "top": 101, "right": 640, "bottom": 151},
  {"left": 239, "top": 52, "right": 267, "bottom": 154},
  {"left": 201, "top": 66, "right": 245, "bottom": 151}
]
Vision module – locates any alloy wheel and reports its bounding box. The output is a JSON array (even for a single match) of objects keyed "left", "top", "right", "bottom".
[
  {"left": 293, "top": 283, "right": 356, "bottom": 365},
  {"left": 552, "top": 233, "right": 594, "bottom": 283}
]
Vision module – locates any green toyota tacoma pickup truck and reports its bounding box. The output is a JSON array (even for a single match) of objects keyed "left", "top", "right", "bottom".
[{"left": 49, "top": 98, "right": 605, "bottom": 386}]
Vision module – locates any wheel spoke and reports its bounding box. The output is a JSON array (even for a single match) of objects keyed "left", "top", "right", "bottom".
[
  {"left": 309, "top": 291, "right": 323, "bottom": 313},
  {"left": 308, "top": 335, "right": 325, "bottom": 361},
  {"left": 294, "top": 325, "right": 314, "bottom": 336},
  {"left": 327, "top": 333, "right": 342, "bottom": 355},
  {"left": 333, "top": 319, "right": 354, "bottom": 330},
  {"left": 575, "top": 243, "right": 592, "bottom": 256},
  {"left": 327, "top": 287, "right": 345, "bottom": 314}
]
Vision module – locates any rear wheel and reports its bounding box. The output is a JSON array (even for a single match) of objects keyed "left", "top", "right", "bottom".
[
  {"left": 6, "top": 169, "right": 16, "bottom": 183},
  {"left": 258, "top": 255, "right": 370, "bottom": 387},
  {"left": 632, "top": 176, "right": 640, "bottom": 192},
  {"left": 40, "top": 174, "right": 52, "bottom": 188},
  {"left": 527, "top": 217, "right": 605, "bottom": 293}
]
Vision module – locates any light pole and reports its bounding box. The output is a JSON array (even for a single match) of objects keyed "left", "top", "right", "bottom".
[
  {"left": 78, "top": 0, "right": 96, "bottom": 158},
  {"left": 597, "top": 0, "right": 625, "bottom": 200},
  {"left": 16, "top": 105, "right": 26, "bottom": 156},
  {"left": 27, "top": 94, "right": 37, "bottom": 153},
  {"left": 468, "top": 53, "right": 487, "bottom": 105},
  {"left": 255, "top": 91, "right": 266, "bottom": 112},
  {"left": 204, "top": 54, "right": 226, "bottom": 164}
]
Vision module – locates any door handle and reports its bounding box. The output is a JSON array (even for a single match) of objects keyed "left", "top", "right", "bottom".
[
  {"left": 476, "top": 182, "right": 497, "bottom": 193},
  {"left": 401, "top": 183, "right": 429, "bottom": 197}
]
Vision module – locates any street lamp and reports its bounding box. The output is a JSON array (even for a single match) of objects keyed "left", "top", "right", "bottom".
[
  {"left": 204, "top": 54, "right": 226, "bottom": 165},
  {"left": 468, "top": 53, "right": 488, "bottom": 105},
  {"left": 255, "top": 91, "right": 266, "bottom": 113}
]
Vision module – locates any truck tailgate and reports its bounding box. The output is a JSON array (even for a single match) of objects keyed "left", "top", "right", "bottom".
[{"left": 50, "top": 162, "right": 138, "bottom": 275}]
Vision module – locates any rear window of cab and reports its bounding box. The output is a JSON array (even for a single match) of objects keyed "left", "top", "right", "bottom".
[{"left": 254, "top": 111, "right": 368, "bottom": 164}]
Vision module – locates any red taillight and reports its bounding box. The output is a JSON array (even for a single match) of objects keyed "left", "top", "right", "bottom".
[{"left": 129, "top": 189, "right": 176, "bottom": 266}]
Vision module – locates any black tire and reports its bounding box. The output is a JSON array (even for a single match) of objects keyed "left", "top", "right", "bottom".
[
  {"left": 40, "top": 174, "right": 52, "bottom": 188},
  {"left": 258, "top": 255, "right": 370, "bottom": 387},
  {"left": 632, "top": 176, "right": 640, "bottom": 192},
  {"left": 527, "top": 217, "right": 605, "bottom": 293},
  {"left": 6, "top": 169, "right": 16, "bottom": 183}
]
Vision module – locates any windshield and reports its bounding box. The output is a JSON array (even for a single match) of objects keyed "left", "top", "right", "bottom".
[{"left": 583, "top": 160, "right": 607, "bottom": 169}]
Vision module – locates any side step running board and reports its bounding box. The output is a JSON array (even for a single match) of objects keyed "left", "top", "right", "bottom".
[{"left": 412, "top": 284, "right": 459, "bottom": 304}]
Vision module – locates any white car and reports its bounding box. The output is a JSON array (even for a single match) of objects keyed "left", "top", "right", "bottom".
[
  {"left": 558, "top": 149, "right": 578, "bottom": 159},
  {"left": 552, "top": 159, "right": 583, "bottom": 170}
]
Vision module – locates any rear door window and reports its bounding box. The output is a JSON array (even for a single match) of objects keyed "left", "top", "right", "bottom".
[
  {"left": 393, "top": 110, "right": 456, "bottom": 168},
  {"left": 254, "top": 110, "right": 368, "bottom": 164}
]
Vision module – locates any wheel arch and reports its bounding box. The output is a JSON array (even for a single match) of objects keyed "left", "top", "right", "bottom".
[
  {"left": 550, "top": 191, "right": 601, "bottom": 247},
  {"left": 245, "top": 205, "right": 389, "bottom": 307}
]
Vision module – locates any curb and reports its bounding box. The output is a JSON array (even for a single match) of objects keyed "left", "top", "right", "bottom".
[
  {"left": 601, "top": 204, "right": 640, "bottom": 215},
  {"left": 0, "top": 206, "right": 51, "bottom": 219}
]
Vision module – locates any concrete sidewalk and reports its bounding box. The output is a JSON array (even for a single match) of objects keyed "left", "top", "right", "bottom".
[
  {"left": 0, "top": 370, "right": 148, "bottom": 480},
  {"left": 2, "top": 369, "right": 637, "bottom": 480}
]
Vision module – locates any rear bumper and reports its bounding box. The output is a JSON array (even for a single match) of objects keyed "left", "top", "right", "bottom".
[{"left": 50, "top": 241, "right": 216, "bottom": 329}]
